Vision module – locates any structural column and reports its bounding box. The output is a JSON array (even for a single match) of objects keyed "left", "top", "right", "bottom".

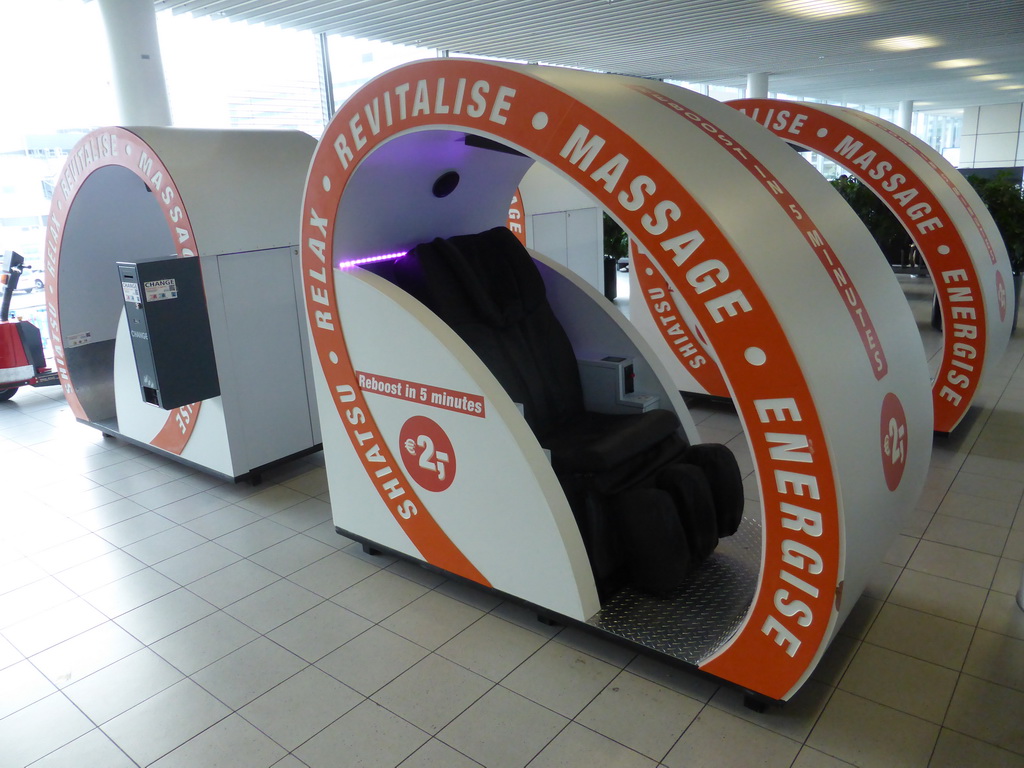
[
  {"left": 897, "top": 99, "right": 914, "bottom": 130},
  {"left": 97, "top": 0, "right": 172, "bottom": 125},
  {"left": 746, "top": 72, "right": 769, "bottom": 99}
]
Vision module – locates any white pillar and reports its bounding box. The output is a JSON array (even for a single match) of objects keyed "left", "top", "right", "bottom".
[
  {"left": 897, "top": 99, "right": 914, "bottom": 131},
  {"left": 747, "top": 73, "right": 769, "bottom": 99},
  {"left": 97, "top": 0, "right": 172, "bottom": 126}
]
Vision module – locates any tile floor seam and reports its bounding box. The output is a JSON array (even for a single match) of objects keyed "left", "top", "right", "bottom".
[
  {"left": 953, "top": 662, "right": 1024, "bottom": 708},
  {"left": 188, "top": 652, "right": 314, "bottom": 711},
  {"left": 491, "top": 675, "right": 600, "bottom": 724},
  {"left": 314, "top": 628, "right": 434, "bottom": 698},
  {"left": 937, "top": 719, "right": 1024, "bottom": 760},
  {"left": 491, "top": 628, "right": 620, "bottom": 701},
  {"left": 793, "top": 683, "right": 843, "bottom": 763},
  {"left": 706, "top": 692, "right": 817, "bottom": 757},
  {"left": 23, "top": 624, "right": 136, "bottom": 686},
  {"left": 816, "top": 687, "right": 943, "bottom": 766},
  {"left": 514, "top": 715, "right": 575, "bottom": 768},
  {"left": 97, "top": 707, "right": 235, "bottom": 767},
  {"left": 374, "top": 673, "right": 495, "bottom": 734},
  {"left": 162, "top": 553, "right": 250, "bottom": 595},
  {"left": 241, "top": 700, "right": 360, "bottom": 755},
  {"left": 149, "top": 619, "right": 262, "bottom": 679},
  {"left": 411, "top": 738, "right": 484, "bottom": 768},
  {"left": 902, "top": 553, "right": 999, "bottom": 592},
  {"left": 938, "top": 639, "right": 977, "bottom": 730},
  {"left": 32, "top": 726, "right": 142, "bottom": 768},
  {"left": 29, "top": 687, "right": 112, "bottom": 762},
  {"left": 658, "top": 698, "right": 711, "bottom": 768}
]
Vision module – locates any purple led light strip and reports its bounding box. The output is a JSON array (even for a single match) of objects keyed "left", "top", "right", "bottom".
[{"left": 337, "top": 251, "right": 406, "bottom": 269}]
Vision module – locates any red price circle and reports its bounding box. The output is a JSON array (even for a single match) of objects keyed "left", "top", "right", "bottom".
[
  {"left": 399, "top": 416, "right": 457, "bottom": 492},
  {"left": 880, "top": 392, "right": 909, "bottom": 492}
]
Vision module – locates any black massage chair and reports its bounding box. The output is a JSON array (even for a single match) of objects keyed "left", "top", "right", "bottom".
[{"left": 375, "top": 226, "right": 744, "bottom": 598}]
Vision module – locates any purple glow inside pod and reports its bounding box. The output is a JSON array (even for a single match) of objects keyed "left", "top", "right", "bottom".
[{"left": 337, "top": 251, "right": 407, "bottom": 270}]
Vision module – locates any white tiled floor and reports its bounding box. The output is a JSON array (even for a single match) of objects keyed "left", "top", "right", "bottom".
[{"left": 2, "top": 283, "right": 1024, "bottom": 767}]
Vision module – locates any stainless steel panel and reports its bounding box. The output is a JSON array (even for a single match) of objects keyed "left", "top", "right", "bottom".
[{"left": 587, "top": 514, "right": 761, "bottom": 665}]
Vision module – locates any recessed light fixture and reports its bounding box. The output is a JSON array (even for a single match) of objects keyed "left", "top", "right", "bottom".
[
  {"left": 933, "top": 58, "right": 984, "bottom": 69},
  {"left": 971, "top": 73, "right": 1010, "bottom": 81},
  {"left": 872, "top": 35, "right": 940, "bottom": 52},
  {"left": 766, "top": 0, "right": 874, "bottom": 18},
  {"left": 997, "top": 84, "right": 1024, "bottom": 90}
]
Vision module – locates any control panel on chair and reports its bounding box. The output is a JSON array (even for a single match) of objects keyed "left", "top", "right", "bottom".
[{"left": 578, "top": 356, "right": 660, "bottom": 413}]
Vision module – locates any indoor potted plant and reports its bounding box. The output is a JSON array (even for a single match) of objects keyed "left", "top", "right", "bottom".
[
  {"left": 967, "top": 171, "right": 1024, "bottom": 331},
  {"left": 603, "top": 213, "right": 628, "bottom": 301}
]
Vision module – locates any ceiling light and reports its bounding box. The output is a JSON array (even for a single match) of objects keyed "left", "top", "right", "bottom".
[
  {"left": 997, "top": 84, "right": 1024, "bottom": 90},
  {"left": 971, "top": 73, "right": 1010, "bottom": 81},
  {"left": 766, "top": 0, "right": 874, "bottom": 18},
  {"left": 933, "top": 58, "right": 984, "bottom": 69},
  {"left": 872, "top": 35, "right": 940, "bottom": 52}
]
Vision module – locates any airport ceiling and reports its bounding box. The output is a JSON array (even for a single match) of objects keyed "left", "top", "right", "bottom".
[{"left": 153, "top": 0, "right": 1024, "bottom": 111}]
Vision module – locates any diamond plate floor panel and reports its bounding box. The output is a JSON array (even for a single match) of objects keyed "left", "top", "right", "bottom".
[{"left": 587, "top": 513, "right": 762, "bottom": 665}]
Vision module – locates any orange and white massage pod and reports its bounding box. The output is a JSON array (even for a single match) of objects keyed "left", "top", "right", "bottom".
[
  {"left": 46, "top": 127, "right": 321, "bottom": 480},
  {"left": 302, "top": 60, "right": 932, "bottom": 702},
  {"left": 728, "top": 99, "right": 1012, "bottom": 433}
]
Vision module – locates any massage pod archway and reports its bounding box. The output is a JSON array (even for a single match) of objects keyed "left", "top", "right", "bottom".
[
  {"left": 46, "top": 127, "right": 320, "bottom": 480},
  {"left": 728, "top": 99, "right": 1012, "bottom": 434},
  {"left": 302, "top": 59, "right": 932, "bottom": 702}
]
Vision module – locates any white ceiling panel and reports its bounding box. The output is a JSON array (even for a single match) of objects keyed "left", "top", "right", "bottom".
[{"left": 153, "top": 0, "right": 1024, "bottom": 110}]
